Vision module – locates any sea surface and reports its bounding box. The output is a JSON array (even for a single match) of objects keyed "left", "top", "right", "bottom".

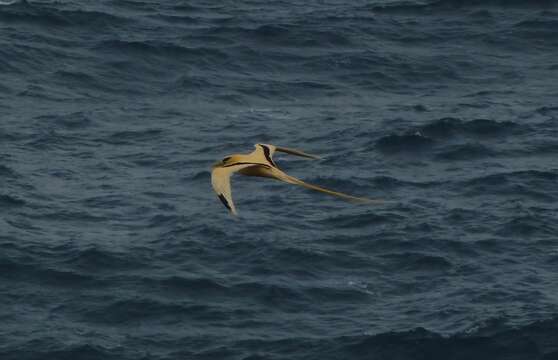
[{"left": 1, "top": 0, "right": 558, "bottom": 359}]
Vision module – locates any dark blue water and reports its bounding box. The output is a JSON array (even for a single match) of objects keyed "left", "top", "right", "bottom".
[{"left": 1, "top": 0, "right": 558, "bottom": 359}]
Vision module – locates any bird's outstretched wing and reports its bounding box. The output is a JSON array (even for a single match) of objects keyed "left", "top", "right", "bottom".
[
  {"left": 268, "top": 167, "right": 382, "bottom": 204},
  {"left": 256, "top": 144, "right": 320, "bottom": 166},
  {"left": 275, "top": 145, "right": 320, "bottom": 160},
  {"left": 211, "top": 163, "right": 257, "bottom": 215}
]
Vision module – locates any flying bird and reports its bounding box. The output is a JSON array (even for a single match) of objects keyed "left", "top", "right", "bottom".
[{"left": 211, "top": 144, "right": 380, "bottom": 215}]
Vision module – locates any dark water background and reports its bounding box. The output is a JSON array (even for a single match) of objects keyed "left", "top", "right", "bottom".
[{"left": 1, "top": 0, "right": 558, "bottom": 359}]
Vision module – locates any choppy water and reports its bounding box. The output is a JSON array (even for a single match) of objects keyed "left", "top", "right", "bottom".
[{"left": 1, "top": 0, "right": 558, "bottom": 359}]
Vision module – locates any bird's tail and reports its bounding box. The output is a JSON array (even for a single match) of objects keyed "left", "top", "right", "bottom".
[{"left": 271, "top": 168, "right": 382, "bottom": 204}]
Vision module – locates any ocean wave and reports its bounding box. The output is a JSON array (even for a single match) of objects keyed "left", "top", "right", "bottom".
[
  {"left": 515, "top": 19, "right": 558, "bottom": 30},
  {"left": 147, "top": 13, "right": 203, "bottom": 25},
  {"left": 16, "top": 84, "right": 82, "bottom": 102},
  {"left": 63, "top": 247, "right": 144, "bottom": 271},
  {"left": 25, "top": 130, "right": 81, "bottom": 150},
  {"left": 26, "top": 209, "right": 107, "bottom": 223},
  {"left": 81, "top": 194, "right": 131, "bottom": 209},
  {"left": 435, "top": 143, "right": 496, "bottom": 160},
  {"left": 463, "top": 170, "right": 558, "bottom": 185},
  {"left": 303, "top": 128, "right": 357, "bottom": 143},
  {"left": 301, "top": 51, "right": 391, "bottom": 74},
  {"left": 537, "top": 106, "right": 558, "bottom": 117},
  {"left": 380, "top": 251, "right": 453, "bottom": 272},
  {"left": 3, "top": 317, "right": 557, "bottom": 359},
  {"left": 190, "top": 170, "right": 211, "bottom": 181},
  {"left": 229, "top": 79, "right": 341, "bottom": 101},
  {"left": 34, "top": 112, "right": 94, "bottom": 130},
  {"left": 0, "top": 194, "right": 25, "bottom": 208},
  {"left": 198, "top": 316, "right": 558, "bottom": 359},
  {"left": 231, "top": 282, "right": 307, "bottom": 307},
  {"left": 511, "top": 19, "right": 558, "bottom": 43},
  {"left": 0, "top": 49, "right": 21, "bottom": 75},
  {"left": 335, "top": 317, "right": 558, "bottom": 360},
  {"left": 167, "top": 224, "right": 227, "bottom": 239},
  {"left": 93, "top": 39, "right": 229, "bottom": 63},
  {"left": 375, "top": 133, "right": 435, "bottom": 153},
  {"left": 270, "top": 246, "right": 374, "bottom": 272},
  {"left": 0, "top": 1, "right": 134, "bottom": 28},
  {"left": 172, "top": 74, "right": 219, "bottom": 91},
  {"left": 0, "top": 0, "right": 20, "bottom": 5},
  {"left": 0, "top": 164, "right": 19, "bottom": 178},
  {"left": 97, "top": 128, "right": 163, "bottom": 145},
  {"left": 369, "top": 0, "right": 557, "bottom": 14},
  {"left": 304, "top": 285, "right": 372, "bottom": 302},
  {"left": 0, "top": 343, "right": 124, "bottom": 360},
  {"left": 142, "top": 191, "right": 182, "bottom": 199},
  {"left": 142, "top": 275, "right": 229, "bottom": 296},
  {"left": 315, "top": 211, "right": 400, "bottom": 228},
  {"left": 113, "top": 152, "right": 169, "bottom": 168},
  {"left": 458, "top": 170, "right": 558, "bottom": 200},
  {"left": 526, "top": 140, "right": 558, "bottom": 155},
  {"left": 0, "top": 84, "right": 11, "bottom": 97},
  {"left": 148, "top": 214, "right": 182, "bottom": 228},
  {"left": 206, "top": 23, "right": 354, "bottom": 48},
  {"left": 82, "top": 298, "right": 230, "bottom": 324},
  {"left": 53, "top": 70, "right": 123, "bottom": 94},
  {"left": 418, "top": 117, "right": 524, "bottom": 138},
  {"left": 497, "top": 215, "right": 557, "bottom": 238},
  {"left": 0, "top": 1, "right": 67, "bottom": 26},
  {"left": 0, "top": 258, "right": 97, "bottom": 286},
  {"left": 371, "top": 176, "right": 442, "bottom": 189}
]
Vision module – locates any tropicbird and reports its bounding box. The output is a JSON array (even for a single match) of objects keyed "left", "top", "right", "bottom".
[{"left": 211, "top": 143, "right": 378, "bottom": 215}]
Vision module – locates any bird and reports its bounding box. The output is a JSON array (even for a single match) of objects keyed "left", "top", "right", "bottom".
[{"left": 211, "top": 143, "right": 380, "bottom": 215}]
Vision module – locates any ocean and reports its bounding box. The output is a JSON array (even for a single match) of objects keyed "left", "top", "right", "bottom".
[{"left": 1, "top": 0, "right": 558, "bottom": 359}]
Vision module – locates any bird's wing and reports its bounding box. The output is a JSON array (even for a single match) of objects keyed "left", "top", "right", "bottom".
[
  {"left": 211, "top": 163, "right": 257, "bottom": 215},
  {"left": 275, "top": 145, "right": 321, "bottom": 160},
  {"left": 255, "top": 144, "right": 320, "bottom": 165},
  {"left": 268, "top": 167, "right": 382, "bottom": 204}
]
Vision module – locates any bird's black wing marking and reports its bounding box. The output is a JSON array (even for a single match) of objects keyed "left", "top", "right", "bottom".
[
  {"left": 222, "top": 162, "right": 270, "bottom": 168},
  {"left": 260, "top": 145, "right": 277, "bottom": 167},
  {"left": 218, "top": 194, "right": 231, "bottom": 211}
]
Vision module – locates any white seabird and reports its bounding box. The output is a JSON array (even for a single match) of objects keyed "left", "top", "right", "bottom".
[{"left": 211, "top": 143, "right": 380, "bottom": 215}]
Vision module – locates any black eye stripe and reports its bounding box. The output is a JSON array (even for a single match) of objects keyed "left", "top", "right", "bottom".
[{"left": 222, "top": 156, "right": 231, "bottom": 162}]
